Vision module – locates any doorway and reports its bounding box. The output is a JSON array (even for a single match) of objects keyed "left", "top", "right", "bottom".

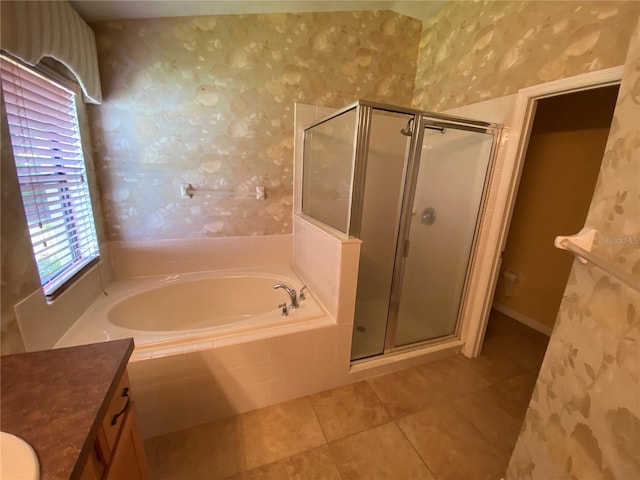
[{"left": 485, "top": 85, "right": 620, "bottom": 350}]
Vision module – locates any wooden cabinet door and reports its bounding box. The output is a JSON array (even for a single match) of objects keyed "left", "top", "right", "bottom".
[
  {"left": 104, "top": 404, "right": 148, "bottom": 480},
  {"left": 79, "top": 447, "right": 103, "bottom": 480},
  {"left": 102, "top": 371, "right": 132, "bottom": 455}
]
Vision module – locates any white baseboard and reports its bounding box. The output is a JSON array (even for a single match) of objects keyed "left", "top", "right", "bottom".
[{"left": 492, "top": 303, "right": 553, "bottom": 336}]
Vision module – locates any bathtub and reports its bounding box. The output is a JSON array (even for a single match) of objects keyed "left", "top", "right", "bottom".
[{"left": 55, "top": 265, "right": 330, "bottom": 361}]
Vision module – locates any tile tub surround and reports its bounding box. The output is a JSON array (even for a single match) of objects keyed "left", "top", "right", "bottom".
[
  {"left": 54, "top": 265, "right": 330, "bottom": 360},
  {"left": 75, "top": 231, "right": 358, "bottom": 439},
  {"left": 12, "top": 246, "right": 112, "bottom": 353},
  {"left": 142, "top": 312, "right": 548, "bottom": 480},
  {"left": 292, "top": 215, "right": 361, "bottom": 322},
  {"left": 108, "top": 234, "right": 292, "bottom": 279},
  {"left": 122, "top": 231, "right": 465, "bottom": 440},
  {"left": 128, "top": 323, "right": 353, "bottom": 439},
  {"left": 122, "top": 226, "right": 364, "bottom": 438},
  {"left": 128, "top": 316, "right": 465, "bottom": 440},
  {"left": 52, "top": 213, "right": 461, "bottom": 439}
]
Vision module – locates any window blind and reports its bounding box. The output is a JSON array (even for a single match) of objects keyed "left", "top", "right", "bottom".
[{"left": 1, "top": 54, "right": 99, "bottom": 297}]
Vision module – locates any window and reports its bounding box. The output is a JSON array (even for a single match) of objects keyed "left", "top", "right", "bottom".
[{"left": 1, "top": 54, "right": 99, "bottom": 298}]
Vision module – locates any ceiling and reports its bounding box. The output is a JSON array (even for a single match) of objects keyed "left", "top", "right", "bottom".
[{"left": 69, "top": 1, "right": 446, "bottom": 23}]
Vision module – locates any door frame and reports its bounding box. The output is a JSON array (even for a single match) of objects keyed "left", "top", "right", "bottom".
[{"left": 460, "top": 66, "right": 624, "bottom": 358}]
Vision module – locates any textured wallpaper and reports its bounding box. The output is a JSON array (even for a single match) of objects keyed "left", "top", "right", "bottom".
[
  {"left": 413, "top": 1, "right": 639, "bottom": 111},
  {"left": 507, "top": 16, "right": 640, "bottom": 480},
  {"left": 88, "top": 11, "right": 421, "bottom": 240}
]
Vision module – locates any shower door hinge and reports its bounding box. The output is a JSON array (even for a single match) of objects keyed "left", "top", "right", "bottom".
[{"left": 403, "top": 239, "right": 410, "bottom": 258}]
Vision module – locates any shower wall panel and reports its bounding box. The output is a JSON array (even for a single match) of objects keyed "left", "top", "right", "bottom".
[
  {"left": 350, "top": 110, "right": 411, "bottom": 360},
  {"left": 302, "top": 109, "right": 358, "bottom": 234}
]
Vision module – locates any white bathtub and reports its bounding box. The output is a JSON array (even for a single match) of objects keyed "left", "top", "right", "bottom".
[{"left": 55, "top": 266, "right": 330, "bottom": 361}]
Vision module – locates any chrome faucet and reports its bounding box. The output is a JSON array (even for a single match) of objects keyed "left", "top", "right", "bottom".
[{"left": 273, "top": 283, "right": 299, "bottom": 309}]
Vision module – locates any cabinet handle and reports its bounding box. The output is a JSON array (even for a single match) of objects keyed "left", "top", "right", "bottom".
[{"left": 110, "top": 387, "right": 130, "bottom": 426}]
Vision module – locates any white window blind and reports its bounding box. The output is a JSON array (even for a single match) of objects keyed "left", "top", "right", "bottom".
[{"left": 1, "top": 55, "right": 99, "bottom": 297}]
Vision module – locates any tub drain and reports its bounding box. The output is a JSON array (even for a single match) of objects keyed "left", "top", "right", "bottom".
[{"left": 356, "top": 326, "right": 367, "bottom": 333}]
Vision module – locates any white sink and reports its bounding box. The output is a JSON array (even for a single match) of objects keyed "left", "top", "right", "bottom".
[{"left": 0, "top": 432, "right": 40, "bottom": 480}]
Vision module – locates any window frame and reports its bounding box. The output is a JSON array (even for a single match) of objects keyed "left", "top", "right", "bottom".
[{"left": 1, "top": 53, "right": 100, "bottom": 300}]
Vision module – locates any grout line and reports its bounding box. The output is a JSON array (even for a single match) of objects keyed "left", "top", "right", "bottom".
[
  {"left": 321, "top": 441, "right": 346, "bottom": 480},
  {"left": 394, "top": 417, "right": 439, "bottom": 480},
  {"left": 446, "top": 393, "right": 515, "bottom": 464},
  {"left": 238, "top": 411, "right": 251, "bottom": 475},
  {"left": 306, "top": 393, "right": 331, "bottom": 445},
  {"left": 233, "top": 444, "right": 344, "bottom": 480},
  {"left": 364, "top": 377, "right": 394, "bottom": 421},
  {"left": 234, "top": 414, "right": 248, "bottom": 475},
  {"left": 325, "top": 419, "right": 396, "bottom": 445}
]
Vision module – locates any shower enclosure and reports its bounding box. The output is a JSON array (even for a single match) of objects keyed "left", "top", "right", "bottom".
[{"left": 301, "top": 101, "right": 501, "bottom": 361}]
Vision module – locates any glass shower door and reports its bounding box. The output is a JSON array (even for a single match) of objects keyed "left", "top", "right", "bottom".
[
  {"left": 350, "top": 109, "right": 413, "bottom": 360},
  {"left": 392, "top": 122, "right": 495, "bottom": 347}
]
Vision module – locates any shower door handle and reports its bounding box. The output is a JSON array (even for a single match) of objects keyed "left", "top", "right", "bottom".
[{"left": 421, "top": 207, "right": 436, "bottom": 225}]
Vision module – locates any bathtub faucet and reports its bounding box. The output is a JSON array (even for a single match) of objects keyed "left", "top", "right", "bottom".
[{"left": 273, "top": 283, "right": 299, "bottom": 309}]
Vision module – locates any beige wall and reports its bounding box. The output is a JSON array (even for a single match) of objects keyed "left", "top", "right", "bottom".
[
  {"left": 413, "top": 1, "right": 639, "bottom": 112},
  {"left": 495, "top": 86, "right": 619, "bottom": 329},
  {"left": 88, "top": 11, "right": 421, "bottom": 241},
  {"left": 507, "top": 16, "right": 640, "bottom": 479}
]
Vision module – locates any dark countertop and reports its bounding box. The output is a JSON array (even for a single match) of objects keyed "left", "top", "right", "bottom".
[{"left": 1, "top": 338, "right": 134, "bottom": 480}]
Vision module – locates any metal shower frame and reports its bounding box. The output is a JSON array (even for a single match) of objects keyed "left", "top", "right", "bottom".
[{"left": 302, "top": 99, "right": 503, "bottom": 358}]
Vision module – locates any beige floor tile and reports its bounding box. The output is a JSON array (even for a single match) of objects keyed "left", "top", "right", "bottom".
[
  {"left": 493, "top": 371, "right": 538, "bottom": 417},
  {"left": 451, "top": 385, "right": 524, "bottom": 458},
  {"left": 144, "top": 311, "right": 546, "bottom": 480},
  {"left": 310, "top": 381, "right": 391, "bottom": 441},
  {"left": 482, "top": 313, "right": 549, "bottom": 372},
  {"left": 367, "top": 367, "right": 444, "bottom": 419},
  {"left": 143, "top": 415, "right": 244, "bottom": 480},
  {"left": 489, "top": 310, "right": 550, "bottom": 346},
  {"left": 225, "top": 445, "right": 341, "bottom": 480},
  {"left": 487, "top": 310, "right": 539, "bottom": 336},
  {"left": 483, "top": 335, "right": 547, "bottom": 372},
  {"left": 464, "top": 349, "right": 528, "bottom": 385},
  {"left": 328, "top": 422, "right": 436, "bottom": 480},
  {"left": 397, "top": 403, "right": 504, "bottom": 480},
  {"left": 241, "top": 397, "right": 327, "bottom": 470},
  {"left": 417, "top": 355, "right": 493, "bottom": 395}
]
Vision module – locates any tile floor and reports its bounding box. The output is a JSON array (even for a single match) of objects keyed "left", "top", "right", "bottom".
[{"left": 143, "top": 311, "right": 549, "bottom": 480}]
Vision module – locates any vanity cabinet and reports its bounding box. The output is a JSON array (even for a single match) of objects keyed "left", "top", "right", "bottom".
[
  {"left": 80, "top": 371, "right": 148, "bottom": 480},
  {"left": 0, "top": 338, "right": 146, "bottom": 480},
  {"left": 103, "top": 404, "right": 147, "bottom": 479},
  {"left": 80, "top": 451, "right": 104, "bottom": 480}
]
